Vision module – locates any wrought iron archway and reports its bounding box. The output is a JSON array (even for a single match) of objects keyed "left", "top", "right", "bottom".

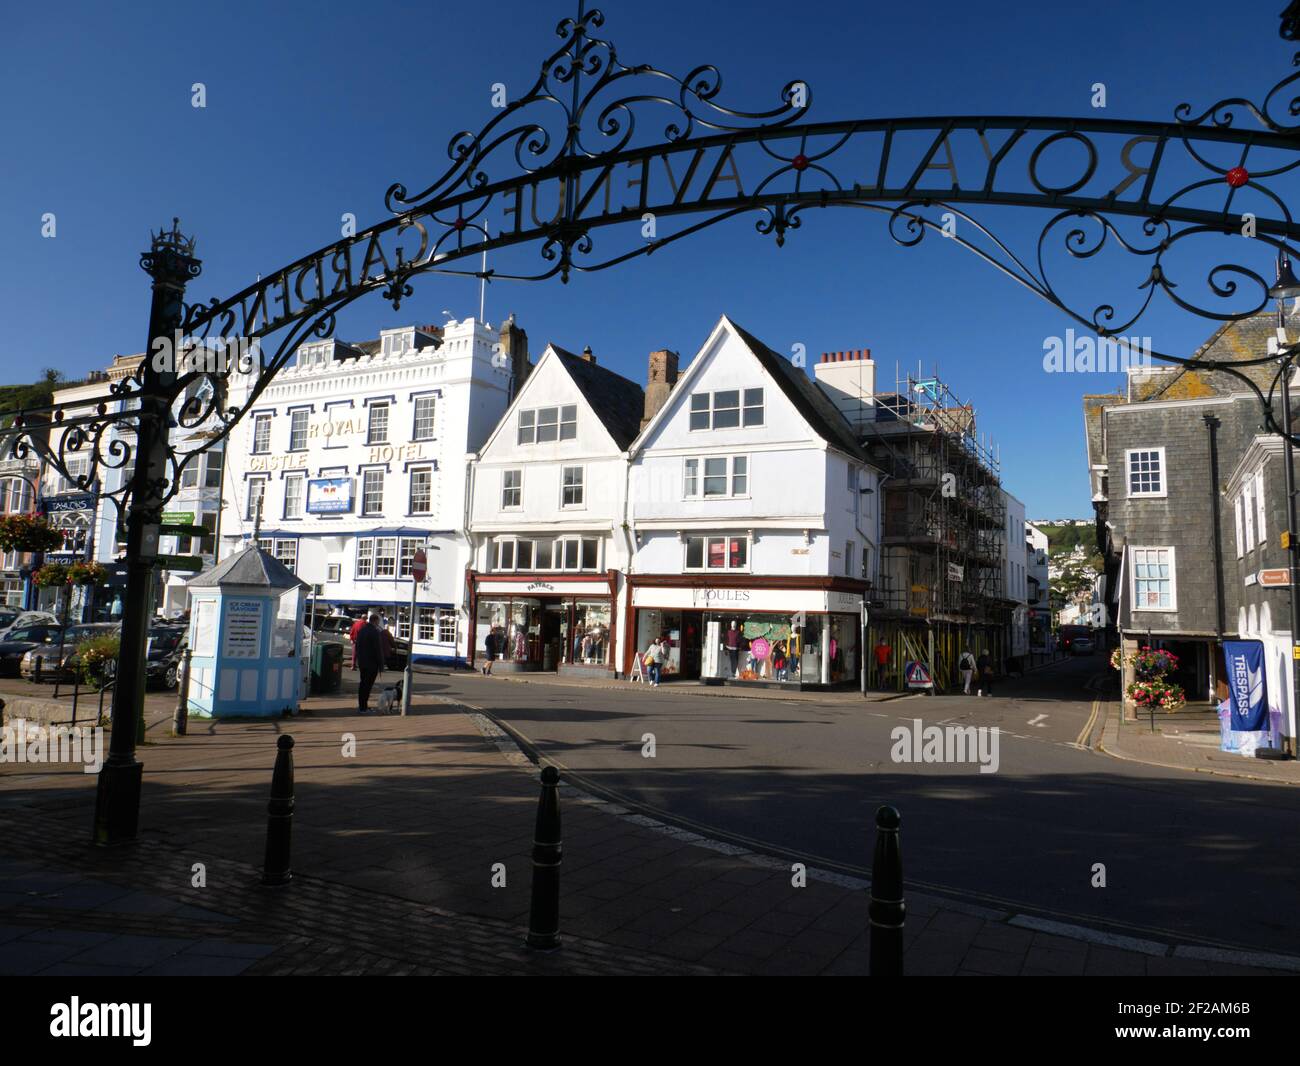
[{"left": 7, "top": 2, "right": 1300, "bottom": 842}]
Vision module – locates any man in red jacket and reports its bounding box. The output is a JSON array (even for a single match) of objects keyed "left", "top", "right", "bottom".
[{"left": 349, "top": 613, "right": 367, "bottom": 670}]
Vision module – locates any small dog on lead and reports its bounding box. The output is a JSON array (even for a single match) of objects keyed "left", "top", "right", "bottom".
[{"left": 376, "top": 679, "right": 403, "bottom": 714}]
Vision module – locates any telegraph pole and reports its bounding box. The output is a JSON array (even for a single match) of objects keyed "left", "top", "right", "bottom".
[{"left": 93, "top": 220, "right": 199, "bottom": 846}]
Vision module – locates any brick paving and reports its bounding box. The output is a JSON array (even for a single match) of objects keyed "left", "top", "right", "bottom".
[{"left": 0, "top": 680, "right": 1294, "bottom": 976}]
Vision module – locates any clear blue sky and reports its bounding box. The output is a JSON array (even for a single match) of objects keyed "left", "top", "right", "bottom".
[{"left": 0, "top": 0, "right": 1291, "bottom": 517}]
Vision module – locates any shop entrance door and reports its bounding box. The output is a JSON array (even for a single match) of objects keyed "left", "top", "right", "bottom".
[
  {"left": 541, "top": 603, "right": 566, "bottom": 671},
  {"left": 679, "top": 611, "right": 702, "bottom": 679}
]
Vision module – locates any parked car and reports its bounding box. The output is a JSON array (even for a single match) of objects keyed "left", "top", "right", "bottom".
[
  {"left": 21, "top": 622, "right": 121, "bottom": 682},
  {"left": 1071, "top": 636, "right": 1095, "bottom": 655},
  {"left": 145, "top": 627, "right": 187, "bottom": 690},
  {"left": 0, "top": 621, "right": 62, "bottom": 677},
  {"left": 0, "top": 610, "right": 58, "bottom": 641}
]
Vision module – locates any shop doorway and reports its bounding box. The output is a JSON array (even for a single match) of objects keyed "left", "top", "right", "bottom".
[{"left": 541, "top": 604, "right": 566, "bottom": 671}]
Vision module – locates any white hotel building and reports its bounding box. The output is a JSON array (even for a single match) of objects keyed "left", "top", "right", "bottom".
[{"left": 218, "top": 315, "right": 527, "bottom": 664}]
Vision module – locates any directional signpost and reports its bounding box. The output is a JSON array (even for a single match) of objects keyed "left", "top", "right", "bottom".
[{"left": 400, "top": 548, "right": 427, "bottom": 718}]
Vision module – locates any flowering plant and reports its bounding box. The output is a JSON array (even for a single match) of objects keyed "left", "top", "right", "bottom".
[
  {"left": 0, "top": 513, "right": 64, "bottom": 554},
  {"left": 67, "top": 561, "right": 107, "bottom": 586},
  {"left": 31, "top": 562, "right": 69, "bottom": 588},
  {"left": 1111, "top": 645, "right": 1179, "bottom": 679},
  {"left": 1126, "top": 678, "right": 1186, "bottom": 711},
  {"left": 76, "top": 632, "right": 120, "bottom": 686}
]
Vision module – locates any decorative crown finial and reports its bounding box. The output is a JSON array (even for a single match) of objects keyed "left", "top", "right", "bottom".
[{"left": 151, "top": 217, "right": 197, "bottom": 256}]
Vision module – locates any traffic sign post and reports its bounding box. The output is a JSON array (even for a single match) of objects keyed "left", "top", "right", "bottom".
[{"left": 400, "top": 548, "right": 427, "bottom": 717}]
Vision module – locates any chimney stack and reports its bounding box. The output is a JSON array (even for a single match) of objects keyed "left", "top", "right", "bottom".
[
  {"left": 581, "top": 345, "right": 596, "bottom": 363},
  {"left": 641, "top": 349, "right": 679, "bottom": 429},
  {"left": 497, "top": 312, "right": 531, "bottom": 395},
  {"left": 813, "top": 347, "right": 876, "bottom": 433}
]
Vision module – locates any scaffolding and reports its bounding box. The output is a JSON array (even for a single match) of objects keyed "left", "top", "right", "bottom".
[{"left": 863, "top": 366, "right": 1011, "bottom": 691}]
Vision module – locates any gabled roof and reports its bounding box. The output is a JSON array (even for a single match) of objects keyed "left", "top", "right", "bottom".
[
  {"left": 550, "top": 348, "right": 645, "bottom": 450},
  {"left": 188, "top": 544, "right": 309, "bottom": 590},
  {"left": 1128, "top": 312, "right": 1281, "bottom": 402},
  {"left": 725, "top": 320, "right": 868, "bottom": 461}
]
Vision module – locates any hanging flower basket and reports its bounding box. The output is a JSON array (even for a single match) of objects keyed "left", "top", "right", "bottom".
[
  {"left": 0, "top": 513, "right": 64, "bottom": 554},
  {"left": 1111, "top": 645, "right": 1180, "bottom": 679},
  {"left": 1126, "top": 678, "right": 1187, "bottom": 711},
  {"left": 31, "top": 562, "right": 69, "bottom": 588},
  {"left": 67, "top": 561, "right": 108, "bottom": 586}
]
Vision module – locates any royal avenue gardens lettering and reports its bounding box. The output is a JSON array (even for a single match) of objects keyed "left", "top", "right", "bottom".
[{"left": 182, "top": 121, "right": 1205, "bottom": 345}]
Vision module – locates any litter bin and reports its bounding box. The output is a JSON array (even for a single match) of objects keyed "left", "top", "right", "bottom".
[{"left": 311, "top": 641, "right": 343, "bottom": 695}]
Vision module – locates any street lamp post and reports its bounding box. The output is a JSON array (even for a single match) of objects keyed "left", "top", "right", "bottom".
[
  {"left": 1270, "top": 255, "right": 1300, "bottom": 757},
  {"left": 92, "top": 221, "right": 199, "bottom": 846}
]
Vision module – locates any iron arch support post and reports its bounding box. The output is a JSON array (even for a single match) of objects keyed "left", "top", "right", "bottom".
[{"left": 92, "top": 222, "right": 200, "bottom": 847}]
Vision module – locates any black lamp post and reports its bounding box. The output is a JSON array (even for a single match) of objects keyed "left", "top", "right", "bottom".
[
  {"left": 1269, "top": 253, "right": 1300, "bottom": 757},
  {"left": 92, "top": 221, "right": 200, "bottom": 846}
]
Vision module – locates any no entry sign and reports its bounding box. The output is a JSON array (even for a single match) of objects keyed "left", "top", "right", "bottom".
[{"left": 412, "top": 548, "right": 427, "bottom": 582}]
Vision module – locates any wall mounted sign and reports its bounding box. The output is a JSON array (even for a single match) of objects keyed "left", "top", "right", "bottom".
[
  {"left": 222, "top": 599, "right": 264, "bottom": 659},
  {"left": 306, "top": 477, "right": 354, "bottom": 514}
]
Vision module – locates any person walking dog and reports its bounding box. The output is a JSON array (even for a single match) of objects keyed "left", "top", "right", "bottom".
[{"left": 354, "top": 613, "right": 385, "bottom": 714}]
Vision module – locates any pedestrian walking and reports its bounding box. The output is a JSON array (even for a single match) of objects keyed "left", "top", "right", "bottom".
[
  {"left": 349, "top": 613, "right": 367, "bottom": 670},
  {"left": 354, "top": 613, "right": 384, "bottom": 714},
  {"left": 873, "top": 638, "right": 892, "bottom": 690},
  {"left": 976, "top": 650, "right": 994, "bottom": 697},
  {"left": 958, "top": 648, "right": 976, "bottom": 695},
  {"left": 644, "top": 638, "right": 662, "bottom": 686},
  {"left": 482, "top": 628, "right": 498, "bottom": 675}
]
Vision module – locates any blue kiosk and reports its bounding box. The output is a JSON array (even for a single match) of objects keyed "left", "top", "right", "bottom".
[{"left": 184, "top": 545, "right": 308, "bottom": 719}]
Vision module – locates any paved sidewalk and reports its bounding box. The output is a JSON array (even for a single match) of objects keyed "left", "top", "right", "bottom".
[
  {"left": 1, "top": 688, "right": 1294, "bottom": 975},
  {"left": 1099, "top": 700, "right": 1300, "bottom": 785}
]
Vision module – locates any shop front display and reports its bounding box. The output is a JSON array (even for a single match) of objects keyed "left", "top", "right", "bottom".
[
  {"left": 629, "top": 583, "right": 864, "bottom": 688},
  {"left": 471, "top": 575, "right": 618, "bottom": 675}
]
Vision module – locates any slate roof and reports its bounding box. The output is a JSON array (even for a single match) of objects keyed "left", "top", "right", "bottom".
[
  {"left": 188, "top": 544, "right": 309, "bottom": 590},
  {"left": 1128, "top": 312, "right": 1282, "bottom": 402},
  {"left": 1082, "top": 392, "right": 1124, "bottom": 467},
  {"left": 726, "top": 319, "right": 868, "bottom": 461},
  {"left": 551, "top": 348, "right": 646, "bottom": 450}
]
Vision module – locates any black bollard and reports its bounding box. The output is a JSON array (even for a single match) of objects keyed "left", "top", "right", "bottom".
[
  {"left": 33, "top": 655, "right": 41, "bottom": 685},
  {"left": 525, "top": 764, "right": 562, "bottom": 950},
  {"left": 261, "top": 735, "right": 295, "bottom": 887},
  {"left": 869, "top": 804, "right": 905, "bottom": 976},
  {"left": 172, "top": 650, "right": 191, "bottom": 737}
]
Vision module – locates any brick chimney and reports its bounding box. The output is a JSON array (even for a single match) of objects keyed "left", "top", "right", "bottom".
[
  {"left": 581, "top": 345, "right": 597, "bottom": 363},
  {"left": 497, "top": 312, "right": 531, "bottom": 395},
  {"left": 641, "top": 349, "right": 679, "bottom": 429}
]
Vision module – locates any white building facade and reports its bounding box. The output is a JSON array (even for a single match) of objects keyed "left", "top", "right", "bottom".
[
  {"left": 218, "top": 316, "right": 524, "bottom": 665},
  {"left": 1001, "top": 490, "right": 1029, "bottom": 659},
  {"left": 624, "top": 317, "right": 877, "bottom": 687},
  {"left": 466, "top": 344, "right": 642, "bottom": 676}
]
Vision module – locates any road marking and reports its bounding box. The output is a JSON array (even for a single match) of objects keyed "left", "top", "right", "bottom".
[
  {"left": 1027, "top": 714, "right": 1048, "bottom": 728},
  {"left": 1075, "top": 700, "right": 1101, "bottom": 748}
]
